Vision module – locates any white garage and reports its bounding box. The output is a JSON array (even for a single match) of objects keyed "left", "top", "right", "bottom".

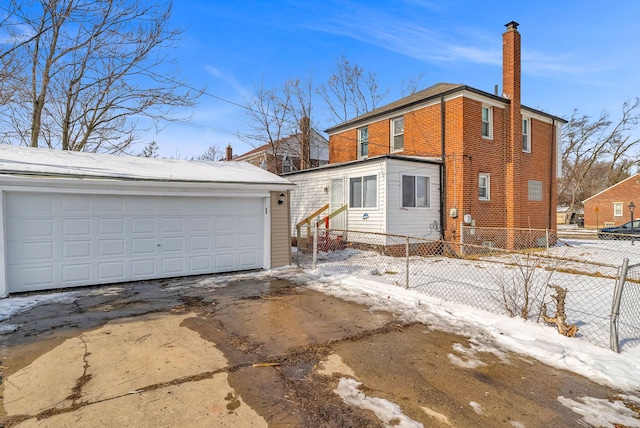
[{"left": 0, "top": 146, "right": 294, "bottom": 296}]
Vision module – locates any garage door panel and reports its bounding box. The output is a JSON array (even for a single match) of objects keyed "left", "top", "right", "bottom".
[
  {"left": 98, "top": 261, "right": 125, "bottom": 280},
  {"left": 238, "top": 232, "right": 259, "bottom": 248},
  {"left": 238, "top": 252, "right": 258, "bottom": 267},
  {"left": 99, "top": 239, "right": 125, "bottom": 256},
  {"left": 22, "top": 219, "right": 55, "bottom": 238},
  {"left": 132, "top": 238, "right": 156, "bottom": 255},
  {"left": 8, "top": 194, "right": 53, "bottom": 216},
  {"left": 132, "top": 218, "right": 156, "bottom": 234},
  {"left": 161, "top": 236, "right": 184, "bottom": 252},
  {"left": 132, "top": 259, "right": 156, "bottom": 277},
  {"left": 216, "top": 234, "right": 234, "bottom": 249},
  {"left": 62, "top": 264, "right": 91, "bottom": 282},
  {"left": 190, "top": 217, "right": 211, "bottom": 232},
  {"left": 215, "top": 254, "right": 234, "bottom": 269},
  {"left": 190, "top": 236, "right": 210, "bottom": 251},
  {"left": 62, "top": 195, "right": 90, "bottom": 213},
  {"left": 63, "top": 241, "right": 91, "bottom": 258},
  {"left": 161, "top": 257, "right": 185, "bottom": 274},
  {"left": 161, "top": 218, "right": 185, "bottom": 233},
  {"left": 189, "top": 256, "right": 210, "bottom": 271},
  {"left": 99, "top": 197, "right": 125, "bottom": 212},
  {"left": 63, "top": 218, "right": 91, "bottom": 236},
  {"left": 22, "top": 242, "right": 55, "bottom": 261},
  {"left": 99, "top": 218, "right": 125, "bottom": 235},
  {"left": 20, "top": 265, "right": 55, "bottom": 287},
  {"left": 6, "top": 192, "right": 266, "bottom": 293}
]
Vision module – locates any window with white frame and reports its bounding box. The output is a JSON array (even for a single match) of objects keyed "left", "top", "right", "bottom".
[
  {"left": 350, "top": 175, "right": 377, "bottom": 208},
  {"left": 522, "top": 118, "right": 531, "bottom": 152},
  {"left": 482, "top": 106, "right": 492, "bottom": 138},
  {"left": 614, "top": 202, "right": 623, "bottom": 217},
  {"left": 357, "top": 126, "right": 368, "bottom": 158},
  {"left": 528, "top": 180, "right": 542, "bottom": 201},
  {"left": 402, "top": 175, "right": 430, "bottom": 208},
  {"left": 391, "top": 116, "right": 404, "bottom": 151},
  {"left": 479, "top": 173, "right": 490, "bottom": 200}
]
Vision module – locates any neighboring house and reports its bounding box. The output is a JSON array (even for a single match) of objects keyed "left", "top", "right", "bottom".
[
  {"left": 232, "top": 129, "right": 329, "bottom": 174},
  {"left": 557, "top": 206, "right": 584, "bottom": 226},
  {"left": 285, "top": 155, "right": 442, "bottom": 242},
  {"left": 306, "top": 22, "right": 565, "bottom": 245},
  {"left": 0, "top": 145, "right": 293, "bottom": 297},
  {"left": 583, "top": 174, "right": 640, "bottom": 229}
]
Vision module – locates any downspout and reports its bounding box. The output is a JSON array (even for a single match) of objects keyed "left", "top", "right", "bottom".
[
  {"left": 549, "top": 118, "right": 556, "bottom": 229},
  {"left": 440, "top": 95, "right": 446, "bottom": 240}
]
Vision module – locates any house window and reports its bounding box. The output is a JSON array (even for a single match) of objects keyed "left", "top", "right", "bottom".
[
  {"left": 482, "top": 106, "right": 492, "bottom": 138},
  {"left": 391, "top": 117, "right": 404, "bottom": 151},
  {"left": 528, "top": 180, "right": 542, "bottom": 201},
  {"left": 350, "top": 175, "right": 377, "bottom": 208},
  {"left": 357, "top": 126, "right": 368, "bottom": 158},
  {"left": 522, "top": 118, "right": 531, "bottom": 152},
  {"left": 614, "top": 202, "right": 623, "bottom": 217},
  {"left": 402, "top": 175, "right": 430, "bottom": 208},
  {"left": 479, "top": 173, "right": 490, "bottom": 200}
]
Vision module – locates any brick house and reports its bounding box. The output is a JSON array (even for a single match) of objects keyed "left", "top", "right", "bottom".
[
  {"left": 583, "top": 174, "right": 640, "bottom": 229},
  {"left": 322, "top": 22, "right": 565, "bottom": 243},
  {"left": 231, "top": 128, "right": 328, "bottom": 175}
]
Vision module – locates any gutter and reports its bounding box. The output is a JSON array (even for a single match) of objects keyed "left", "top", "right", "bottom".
[{"left": 440, "top": 95, "right": 446, "bottom": 240}]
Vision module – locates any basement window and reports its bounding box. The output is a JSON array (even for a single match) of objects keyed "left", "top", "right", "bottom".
[{"left": 528, "top": 180, "right": 543, "bottom": 201}]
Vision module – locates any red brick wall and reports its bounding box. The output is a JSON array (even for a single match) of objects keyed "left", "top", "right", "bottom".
[
  {"left": 583, "top": 175, "right": 640, "bottom": 229},
  {"left": 326, "top": 95, "right": 558, "bottom": 240}
]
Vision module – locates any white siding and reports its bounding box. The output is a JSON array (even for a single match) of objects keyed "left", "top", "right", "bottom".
[
  {"left": 385, "top": 160, "right": 441, "bottom": 239},
  {"left": 287, "top": 158, "right": 442, "bottom": 242}
]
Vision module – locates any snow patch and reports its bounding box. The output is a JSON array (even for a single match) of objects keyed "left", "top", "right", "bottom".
[{"left": 334, "top": 377, "right": 423, "bottom": 428}]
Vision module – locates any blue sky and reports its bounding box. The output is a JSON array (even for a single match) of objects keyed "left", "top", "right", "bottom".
[{"left": 152, "top": 0, "right": 640, "bottom": 159}]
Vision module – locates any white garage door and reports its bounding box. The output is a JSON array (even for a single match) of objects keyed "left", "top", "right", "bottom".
[{"left": 6, "top": 192, "right": 265, "bottom": 293}]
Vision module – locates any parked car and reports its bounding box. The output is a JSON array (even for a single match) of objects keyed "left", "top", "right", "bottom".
[{"left": 598, "top": 220, "right": 640, "bottom": 240}]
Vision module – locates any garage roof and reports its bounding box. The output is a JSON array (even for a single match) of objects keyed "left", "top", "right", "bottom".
[{"left": 0, "top": 145, "right": 292, "bottom": 186}]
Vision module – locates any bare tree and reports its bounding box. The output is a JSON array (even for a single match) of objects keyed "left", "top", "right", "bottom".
[
  {"left": 0, "top": 0, "right": 202, "bottom": 154},
  {"left": 317, "top": 55, "right": 389, "bottom": 125},
  {"left": 559, "top": 98, "right": 640, "bottom": 212},
  {"left": 242, "top": 79, "right": 294, "bottom": 174},
  {"left": 138, "top": 140, "right": 159, "bottom": 158},
  {"left": 193, "top": 145, "right": 223, "bottom": 161}
]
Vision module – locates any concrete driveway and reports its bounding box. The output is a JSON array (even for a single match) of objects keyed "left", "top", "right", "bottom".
[{"left": 0, "top": 271, "right": 637, "bottom": 427}]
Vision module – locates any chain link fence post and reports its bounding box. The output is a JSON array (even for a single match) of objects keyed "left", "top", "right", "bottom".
[
  {"left": 610, "top": 258, "right": 629, "bottom": 353},
  {"left": 405, "top": 236, "right": 410, "bottom": 289}
]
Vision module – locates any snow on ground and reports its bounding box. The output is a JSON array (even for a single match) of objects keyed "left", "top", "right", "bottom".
[{"left": 2, "top": 251, "right": 640, "bottom": 426}]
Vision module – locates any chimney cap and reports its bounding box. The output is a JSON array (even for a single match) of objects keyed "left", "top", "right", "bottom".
[{"left": 505, "top": 21, "right": 519, "bottom": 31}]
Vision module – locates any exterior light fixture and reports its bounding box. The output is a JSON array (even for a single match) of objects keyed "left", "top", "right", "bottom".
[{"left": 278, "top": 193, "right": 285, "bottom": 205}]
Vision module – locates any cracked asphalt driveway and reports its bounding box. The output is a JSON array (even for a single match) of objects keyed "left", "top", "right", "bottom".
[{"left": 0, "top": 272, "right": 636, "bottom": 427}]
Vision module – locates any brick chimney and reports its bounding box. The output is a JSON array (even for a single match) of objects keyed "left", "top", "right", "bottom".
[
  {"left": 226, "top": 144, "right": 233, "bottom": 161},
  {"left": 503, "top": 21, "right": 522, "bottom": 243}
]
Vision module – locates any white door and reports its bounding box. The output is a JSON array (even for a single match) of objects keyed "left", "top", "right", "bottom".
[
  {"left": 5, "top": 192, "right": 265, "bottom": 293},
  {"left": 329, "top": 178, "right": 346, "bottom": 230}
]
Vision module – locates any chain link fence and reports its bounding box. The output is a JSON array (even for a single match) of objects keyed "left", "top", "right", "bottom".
[{"left": 295, "top": 226, "right": 640, "bottom": 352}]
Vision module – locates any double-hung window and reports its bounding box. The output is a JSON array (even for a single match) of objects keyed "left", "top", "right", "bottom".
[
  {"left": 350, "top": 175, "right": 377, "bottom": 208},
  {"left": 614, "top": 202, "right": 623, "bottom": 217},
  {"left": 357, "top": 126, "right": 368, "bottom": 158},
  {"left": 402, "top": 175, "right": 430, "bottom": 208},
  {"left": 482, "top": 106, "right": 492, "bottom": 138},
  {"left": 391, "top": 117, "right": 404, "bottom": 151},
  {"left": 479, "top": 173, "right": 490, "bottom": 201},
  {"left": 522, "top": 118, "right": 531, "bottom": 152}
]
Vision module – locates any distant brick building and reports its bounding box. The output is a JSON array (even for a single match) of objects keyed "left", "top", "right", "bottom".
[
  {"left": 583, "top": 174, "right": 640, "bottom": 229},
  {"left": 324, "top": 22, "right": 565, "bottom": 242}
]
